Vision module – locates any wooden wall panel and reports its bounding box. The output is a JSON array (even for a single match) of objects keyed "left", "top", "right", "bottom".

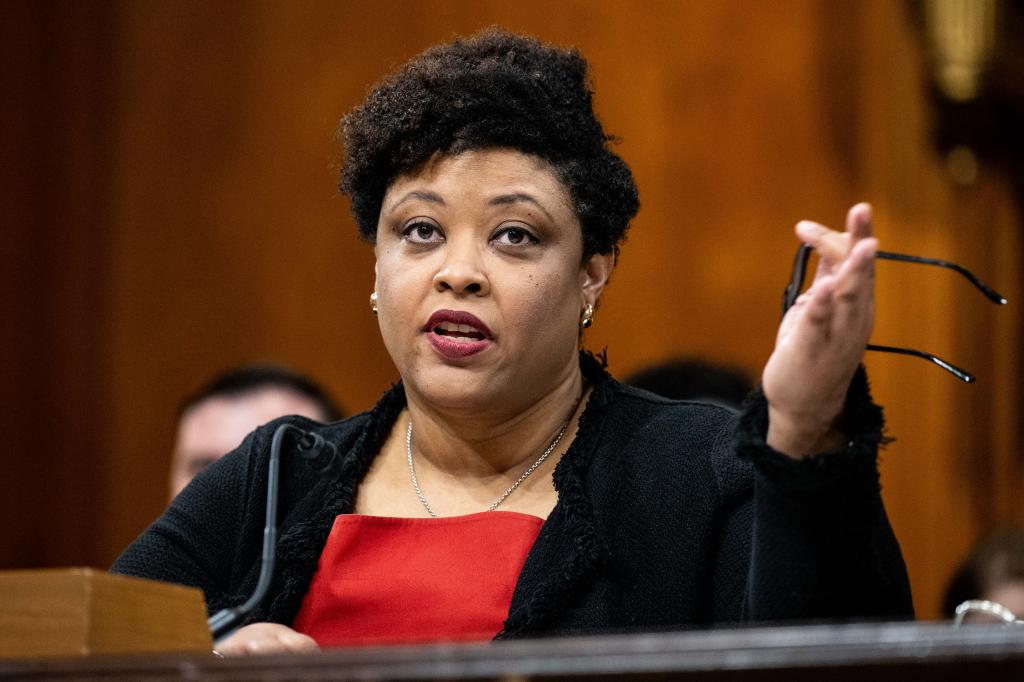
[
  {"left": 2, "top": 0, "right": 1020, "bottom": 620},
  {"left": 854, "top": 1, "right": 1023, "bottom": 616},
  {"left": 1, "top": 0, "right": 113, "bottom": 568}
]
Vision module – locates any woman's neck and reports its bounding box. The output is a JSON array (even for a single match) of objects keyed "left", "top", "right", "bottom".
[{"left": 402, "top": 364, "right": 586, "bottom": 479}]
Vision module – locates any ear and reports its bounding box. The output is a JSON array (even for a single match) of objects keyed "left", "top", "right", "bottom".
[{"left": 579, "top": 251, "right": 615, "bottom": 307}]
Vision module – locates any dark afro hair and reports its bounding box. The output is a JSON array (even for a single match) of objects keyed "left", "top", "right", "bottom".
[{"left": 339, "top": 28, "right": 640, "bottom": 260}]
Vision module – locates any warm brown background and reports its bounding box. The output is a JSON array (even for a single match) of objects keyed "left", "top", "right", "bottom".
[{"left": 2, "top": 1, "right": 1021, "bottom": 620}]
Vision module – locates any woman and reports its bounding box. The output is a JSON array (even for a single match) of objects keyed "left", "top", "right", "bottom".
[{"left": 113, "top": 29, "right": 912, "bottom": 654}]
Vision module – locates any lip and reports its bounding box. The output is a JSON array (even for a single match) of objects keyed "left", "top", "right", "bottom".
[
  {"left": 423, "top": 310, "right": 494, "bottom": 339},
  {"left": 423, "top": 309, "right": 494, "bottom": 360}
]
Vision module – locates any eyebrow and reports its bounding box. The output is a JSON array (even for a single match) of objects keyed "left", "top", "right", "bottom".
[
  {"left": 386, "top": 190, "right": 555, "bottom": 222},
  {"left": 386, "top": 190, "right": 446, "bottom": 212},
  {"left": 489, "top": 193, "right": 554, "bottom": 222}
]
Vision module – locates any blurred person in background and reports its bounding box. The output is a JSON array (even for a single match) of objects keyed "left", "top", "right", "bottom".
[
  {"left": 170, "top": 365, "right": 344, "bottom": 499},
  {"left": 624, "top": 357, "right": 753, "bottom": 409},
  {"left": 944, "top": 527, "right": 1024, "bottom": 620}
]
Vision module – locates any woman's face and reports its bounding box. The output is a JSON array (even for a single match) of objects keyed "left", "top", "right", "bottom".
[{"left": 374, "top": 148, "right": 612, "bottom": 415}]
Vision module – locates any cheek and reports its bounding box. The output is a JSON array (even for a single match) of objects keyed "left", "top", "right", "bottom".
[
  {"left": 502, "top": 269, "right": 578, "bottom": 338},
  {"left": 376, "top": 248, "right": 421, "bottom": 303},
  {"left": 375, "top": 252, "right": 425, "bottom": 340}
]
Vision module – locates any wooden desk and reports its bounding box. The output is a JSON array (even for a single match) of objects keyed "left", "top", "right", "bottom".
[{"left": 1, "top": 621, "right": 1022, "bottom": 681}]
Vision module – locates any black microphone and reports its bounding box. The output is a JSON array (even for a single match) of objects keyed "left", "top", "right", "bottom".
[
  {"left": 296, "top": 431, "right": 341, "bottom": 481},
  {"left": 206, "top": 423, "right": 338, "bottom": 640}
]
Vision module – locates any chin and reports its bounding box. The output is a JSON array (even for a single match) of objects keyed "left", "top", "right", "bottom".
[
  {"left": 392, "top": 337, "right": 574, "bottom": 411},
  {"left": 409, "top": 365, "right": 500, "bottom": 411}
]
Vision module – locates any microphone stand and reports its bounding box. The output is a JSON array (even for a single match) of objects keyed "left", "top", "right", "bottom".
[{"left": 207, "top": 423, "right": 338, "bottom": 640}]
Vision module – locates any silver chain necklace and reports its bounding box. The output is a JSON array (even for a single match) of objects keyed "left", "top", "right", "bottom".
[{"left": 406, "top": 415, "right": 572, "bottom": 518}]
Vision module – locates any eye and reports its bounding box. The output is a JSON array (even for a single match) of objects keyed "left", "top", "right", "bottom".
[
  {"left": 492, "top": 225, "right": 539, "bottom": 247},
  {"left": 402, "top": 220, "right": 444, "bottom": 244}
]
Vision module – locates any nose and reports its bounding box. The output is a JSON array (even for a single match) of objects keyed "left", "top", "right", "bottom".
[{"left": 433, "top": 238, "right": 489, "bottom": 296}]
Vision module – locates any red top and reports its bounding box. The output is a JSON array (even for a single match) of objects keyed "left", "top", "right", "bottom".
[{"left": 292, "top": 511, "right": 544, "bottom": 647}]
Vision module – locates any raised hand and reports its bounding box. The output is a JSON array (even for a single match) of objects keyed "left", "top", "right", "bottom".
[{"left": 761, "top": 203, "right": 878, "bottom": 459}]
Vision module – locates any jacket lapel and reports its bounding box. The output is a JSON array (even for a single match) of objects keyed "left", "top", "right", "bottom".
[{"left": 498, "top": 352, "right": 614, "bottom": 637}]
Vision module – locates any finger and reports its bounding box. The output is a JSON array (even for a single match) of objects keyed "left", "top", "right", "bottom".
[
  {"left": 777, "top": 278, "right": 837, "bottom": 368},
  {"left": 807, "top": 278, "right": 836, "bottom": 326},
  {"left": 242, "top": 642, "right": 259, "bottom": 656},
  {"left": 832, "top": 237, "right": 877, "bottom": 298},
  {"left": 279, "top": 630, "right": 320, "bottom": 652},
  {"left": 215, "top": 641, "right": 247, "bottom": 656},
  {"left": 240, "top": 632, "right": 317, "bottom": 656},
  {"left": 782, "top": 274, "right": 835, "bottom": 330},
  {"left": 215, "top": 624, "right": 309, "bottom": 657},
  {"left": 845, "top": 202, "right": 873, "bottom": 242},
  {"left": 795, "top": 220, "right": 850, "bottom": 270},
  {"left": 244, "top": 637, "right": 304, "bottom": 655},
  {"left": 830, "top": 237, "right": 877, "bottom": 332},
  {"left": 214, "top": 634, "right": 252, "bottom": 657},
  {"left": 796, "top": 202, "right": 874, "bottom": 284}
]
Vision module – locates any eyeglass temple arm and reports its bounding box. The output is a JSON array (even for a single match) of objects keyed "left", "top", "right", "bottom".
[
  {"left": 876, "top": 251, "right": 1007, "bottom": 305},
  {"left": 781, "top": 245, "right": 984, "bottom": 382},
  {"left": 783, "top": 247, "right": 1008, "bottom": 313},
  {"left": 868, "top": 251, "right": 1006, "bottom": 383},
  {"left": 866, "top": 344, "right": 974, "bottom": 383}
]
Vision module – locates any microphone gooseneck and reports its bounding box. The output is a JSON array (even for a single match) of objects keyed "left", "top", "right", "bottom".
[{"left": 206, "top": 423, "right": 339, "bottom": 641}]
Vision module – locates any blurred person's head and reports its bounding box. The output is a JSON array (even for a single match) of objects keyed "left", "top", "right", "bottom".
[
  {"left": 624, "top": 357, "right": 753, "bottom": 409},
  {"left": 170, "top": 365, "right": 343, "bottom": 499},
  {"left": 943, "top": 527, "right": 1024, "bottom": 619}
]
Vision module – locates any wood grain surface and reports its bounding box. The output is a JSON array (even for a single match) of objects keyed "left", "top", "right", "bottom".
[{"left": 0, "top": 568, "right": 211, "bottom": 657}]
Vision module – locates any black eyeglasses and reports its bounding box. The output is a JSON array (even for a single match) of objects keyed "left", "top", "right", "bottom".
[{"left": 782, "top": 244, "right": 1007, "bottom": 383}]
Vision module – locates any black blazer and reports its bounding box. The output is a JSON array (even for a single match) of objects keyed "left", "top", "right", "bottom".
[{"left": 112, "top": 353, "right": 913, "bottom": 637}]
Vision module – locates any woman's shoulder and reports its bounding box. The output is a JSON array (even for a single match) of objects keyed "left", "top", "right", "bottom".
[
  {"left": 612, "top": 382, "right": 740, "bottom": 421},
  {"left": 602, "top": 383, "right": 740, "bottom": 464},
  {"left": 579, "top": 353, "right": 739, "bottom": 458},
  {"left": 573, "top": 373, "right": 754, "bottom": 516}
]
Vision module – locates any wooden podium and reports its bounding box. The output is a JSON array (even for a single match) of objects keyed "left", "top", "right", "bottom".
[
  {"left": 1, "top": 569, "right": 1022, "bottom": 679},
  {"left": 0, "top": 568, "right": 211, "bottom": 658}
]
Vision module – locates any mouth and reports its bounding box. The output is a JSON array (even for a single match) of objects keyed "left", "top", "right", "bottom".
[
  {"left": 432, "top": 322, "right": 487, "bottom": 342},
  {"left": 423, "top": 310, "right": 493, "bottom": 341},
  {"left": 423, "top": 310, "right": 493, "bottom": 358}
]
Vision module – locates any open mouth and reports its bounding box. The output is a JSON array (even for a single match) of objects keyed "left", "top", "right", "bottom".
[
  {"left": 432, "top": 322, "right": 486, "bottom": 342},
  {"left": 423, "top": 310, "right": 493, "bottom": 358}
]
